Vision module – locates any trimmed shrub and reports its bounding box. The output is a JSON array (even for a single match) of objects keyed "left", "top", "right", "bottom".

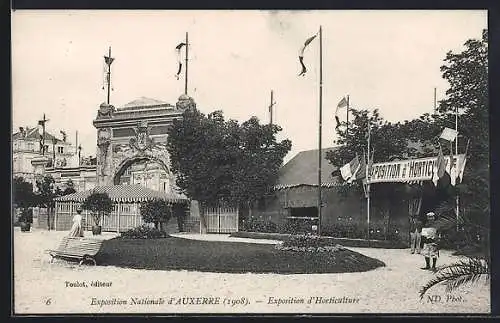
[
  {"left": 278, "top": 218, "right": 318, "bottom": 235},
  {"left": 120, "top": 224, "right": 169, "bottom": 239},
  {"left": 140, "top": 199, "right": 172, "bottom": 230},
  {"left": 244, "top": 217, "right": 278, "bottom": 233},
  {"left": 321, "top": 223, "right": 365, "bottom": 239}
]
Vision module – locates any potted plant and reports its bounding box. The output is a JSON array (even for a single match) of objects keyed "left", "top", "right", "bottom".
[
  {"left": 82, "top": 191, "right": 113, "bottom": 235},
  {"left": 19, "top": 208, "right": 33, "bottom": 232},
  {"left": 13, "top": 177, "right": 37, "bottom": 232},
  {"left": 140, "top": 198, "right": 172, "bottom": 234}
]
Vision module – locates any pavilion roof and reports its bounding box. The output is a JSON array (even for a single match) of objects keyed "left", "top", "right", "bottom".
[
  {"left": 54, "top": 184, "right": 188, "bottom": 203},
  {"left": 274, "top": 147, "right": 342, "bottom": 190}
]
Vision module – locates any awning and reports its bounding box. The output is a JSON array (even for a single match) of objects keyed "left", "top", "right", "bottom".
[{"left": 54, "top": 184, "right": 189, "bottom": 203}]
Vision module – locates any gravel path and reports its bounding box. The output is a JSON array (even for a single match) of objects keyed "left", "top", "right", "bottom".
[{"left": 14, "top": 228, "right": 490, "bottom": 314}]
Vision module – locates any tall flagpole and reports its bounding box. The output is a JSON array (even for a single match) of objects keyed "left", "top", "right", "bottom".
[
  {"left": 317, "top": 25, "right": 323, "bottom": 236},
  {"left": 106, "top": 47, "right": 112, "bottom": 105},
  {"left": 269, "top": 90, "right": 275, "bottom": 125},
  {"left": 434, "top": 87, "right": 437, "bottom": 114},
  {"left": 185, "top": 32, "right": 189, "bottom": 95},
  {"left": 39, "top": 113, "right": 49, "bottom": 156},
  {"left": 346, "top": 95, "right": 350, "bottom": 139}
]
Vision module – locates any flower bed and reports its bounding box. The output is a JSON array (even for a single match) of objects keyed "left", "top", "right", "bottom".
[
  {"left": 230, "top": 231, "right": 407, "bottom": 249},
  {"left": 119, "top": 224, "right": 170, "bottom": 239}
]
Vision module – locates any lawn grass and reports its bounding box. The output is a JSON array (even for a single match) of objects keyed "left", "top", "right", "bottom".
[{"left": 96, "top": 237, "right": 385, "bottom": 274}]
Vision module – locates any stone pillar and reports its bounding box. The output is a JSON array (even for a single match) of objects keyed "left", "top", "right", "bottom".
[
  {"left": 31, "top": 156, "right": 51, "bottom": 190},
  {"left": 96, "top": 128, "right": 112, "bottom": 186}
]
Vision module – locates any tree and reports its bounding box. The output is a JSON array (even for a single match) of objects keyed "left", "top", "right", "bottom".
[
  {"left": 13, "top": 177, "right": 36, "bottom": 223},
  {"left": 166, "top": 108, "right": 291, "bottom": 212},
  {"left": 167, "top": 108, "right": 229, "bottom": 205},
  {"left": 13, "top": 177, "right": 36, "bottom": 210},
  {"left": 62, "top": 179, "right": 76, "bottom": 196},
  {"left": 437, "top": 29, "right": 489, "bottom": 254},
  {"left": 231, "top": 117, "right": 292, "bottom": 211},
  {"left": 326, "top": 29, "right": 488, "bottom": 243},
  {"left": 34, "top": 175, "right": 62, "bottom": 230},
  {"left": 327, "top": 109, "right": 441, "bottom": 170},
  {"left": 81, "top": 191, "right": 113, "bottom": 233},
  {"left": 140, "top": 199, "right": 172, "bottom": 232},
  {"left": 419, "top": 29, "right": 489, "bottom": 299},
  {"left": 326, "top": 108, "right": 442, "bottom": 231}
]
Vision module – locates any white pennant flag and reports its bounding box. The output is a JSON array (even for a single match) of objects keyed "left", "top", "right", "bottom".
[{"left": 440, "top": 127, "right": 458, "bottom": 142}]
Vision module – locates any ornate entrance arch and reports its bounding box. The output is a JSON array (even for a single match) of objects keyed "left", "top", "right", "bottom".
[
  {"left": 113, "top": 155, "right": 170, "bottom": 185},
  {"left": 93, "top": 96, "right": 196, "bottom": 188}
]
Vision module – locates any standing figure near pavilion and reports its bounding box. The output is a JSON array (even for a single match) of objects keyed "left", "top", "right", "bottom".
[{"left": 68, "top": 206, "right": 84, "bottom": 237}]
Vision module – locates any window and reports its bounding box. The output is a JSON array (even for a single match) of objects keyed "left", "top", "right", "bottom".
[{"left": 57, "top": 146, "right": 64, "bottom": 154}]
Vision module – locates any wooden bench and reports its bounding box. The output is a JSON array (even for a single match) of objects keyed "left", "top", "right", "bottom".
[{"left": 46, "top": 237, "right": 104, "bottom": 266}]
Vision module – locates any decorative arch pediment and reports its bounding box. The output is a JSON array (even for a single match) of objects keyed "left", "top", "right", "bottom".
[{"left": 113, "top": 155, "right": 170, "bottom": 185}]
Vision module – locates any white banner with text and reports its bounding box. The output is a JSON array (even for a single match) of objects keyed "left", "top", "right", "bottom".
[{"left": 368, "top": 154, "right": 465, "bottom": 184}]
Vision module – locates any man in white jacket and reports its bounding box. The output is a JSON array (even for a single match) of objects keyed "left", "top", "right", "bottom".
[{"left": 421, "top": 212, "right": 440, "bottom": 270}]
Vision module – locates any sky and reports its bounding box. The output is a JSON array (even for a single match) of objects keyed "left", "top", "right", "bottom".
[{"left": 11, "top": 10, "right": 487, "bottom": 162}]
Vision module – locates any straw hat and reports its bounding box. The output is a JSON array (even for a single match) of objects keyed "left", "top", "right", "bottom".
[{"left": 426, "top": 212, "right": 436, "bottom": 219}]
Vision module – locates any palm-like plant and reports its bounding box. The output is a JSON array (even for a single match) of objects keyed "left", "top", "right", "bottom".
[
  {"left": 419, "top": 257, "right": 489, "bottom": 299},
  {"left": 419, "top": 200, "right": 490, "bottom": 298}
]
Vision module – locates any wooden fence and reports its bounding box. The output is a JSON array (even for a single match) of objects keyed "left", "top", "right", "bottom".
[
  {"left": 204, "top": 206, "right": 239, "bottom": 233},
  {"left": 55, "top": 201, "right": 200, "bottom": 234}
]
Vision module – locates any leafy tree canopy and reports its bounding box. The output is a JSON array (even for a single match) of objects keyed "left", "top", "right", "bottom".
[
  {"left": 82, "top": 191, "right": 113, "bottom": 226},
  {"left": 34, "top": 175, "right": 62, "bottom": 208},
  {"left": 13, "top": 176, "right": 36, "bottom": 209},
  {"left": 326, "top": 29, "right": 488, "bottom": 247},
  {"left": 167, "top": 108, "right": 291, "bottom": 207},
  {"left": 62, "top": 179, "right": 76, "bottom": 196},
  {"left": 140, "top": 198, "right": 172, "bottom": 225}
]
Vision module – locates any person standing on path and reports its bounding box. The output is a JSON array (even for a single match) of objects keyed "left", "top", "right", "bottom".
[
  {"left": 68, "top": 206, "right": 84, "bottom": 237},
  {"left": 421, "top": 212, "right": 440, "bottom": 270},
  {"left": 409, "top": 215, "right": 423, "bottom": 254}
]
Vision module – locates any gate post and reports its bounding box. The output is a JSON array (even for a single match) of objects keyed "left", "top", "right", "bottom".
[{"left": 218, "top": 206, "right": 221, "bottom": 234}]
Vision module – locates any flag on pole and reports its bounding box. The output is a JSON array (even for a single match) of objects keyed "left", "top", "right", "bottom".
[
  {"left": 341, "top": 155, "right": 363, "bottom": 183},
  {"left": 104, "top": 56, "right": 115, "bottom": 66},
  {"left": 457, "top": 139, "right": 470, "bottom": 183},
  {"left": 356, "top": 151, "right": 367, "bottom": 181},
  {"left": 449, "top": 158, "right": 457, "bottom": 186},
  {"left": 102, "top": 55, "right": 114, "bottom": 91},
  {"left": 432, "top": 147, "right": 447, "bottom": 186},
  {"left": 335, "top": 97, "right": 348, "bottom": 129},
  {"left": 298, "top": 33, "right": 318, "bottom": 76},
  {"left": 175, "top": 42, "right": 187, "bottom": 80},
  {"left": 457, "top": 155, "right": 467, "bottom": 183},
  {"left": 439, "top": 127, "right": 458, "bottom": 142}
]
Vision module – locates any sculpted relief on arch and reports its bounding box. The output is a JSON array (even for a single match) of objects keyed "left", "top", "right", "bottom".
[{"left": 105, "top": 121, "right": 170, "bottom": 185}]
